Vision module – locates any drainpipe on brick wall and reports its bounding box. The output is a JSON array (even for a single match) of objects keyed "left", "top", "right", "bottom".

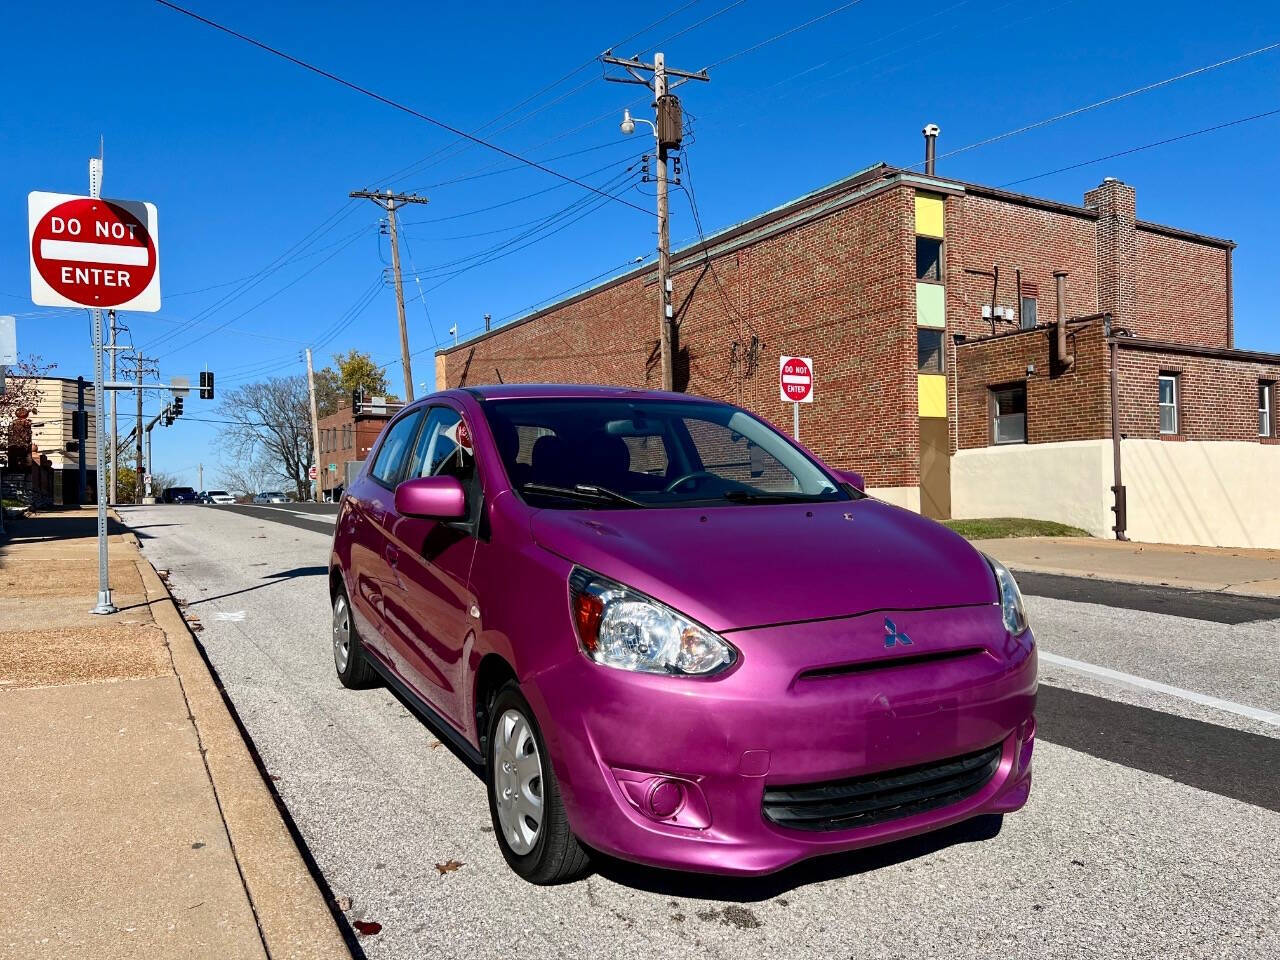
[
  {"left": 1055, "top": 271, "right": 1074, "bottom": 371},
  {"left": 1107, "top": 318, "right": 1128, "bottom": 541}
]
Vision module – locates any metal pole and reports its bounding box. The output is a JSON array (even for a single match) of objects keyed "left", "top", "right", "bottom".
[
  {"left": 198, "top": 462, "right": 203, "bottom": 493},
  {"left": 135, "top": 353, "right": 144, "bottom": 504},
  {"left": 793, "top": 402, "right": 800, "bottom": 441},
  {"left": 77, "top": 376, "right": 87, "bottom": 503},
  {"left": 386, "top": 197, "right": 414, "bottom": 402},
  {"left": 88, "top": 155, "right": 115, "bottom": 614},
  {"left": 305, "top": 347, "right": 322, "bottom": 502},
  {"left": 108, "top": 310, "right": 117, "bottom": 504},
  {"left": 654, "top": 53, "right": 673, "bottom": 393}
]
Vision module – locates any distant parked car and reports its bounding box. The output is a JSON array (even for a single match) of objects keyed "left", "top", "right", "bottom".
[
  {"left": 199, "top": 490, "right": 236, "bottom": 504},
  {"left": 161, "top": 486, "right": 198, "bottom": 504},
  {"left": 253, "top": 491, "right": 289, "bottom": 504}
]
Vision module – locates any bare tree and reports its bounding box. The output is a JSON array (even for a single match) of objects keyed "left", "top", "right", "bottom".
[
  {"left": 216, "top": 376, "right": 312, "bottom": 500},
  {"left": 217, "top": 448, "right": 287, "bottom": 499},
  {"left": 1, "top": 356, "right": 56, "bottom": 464}
]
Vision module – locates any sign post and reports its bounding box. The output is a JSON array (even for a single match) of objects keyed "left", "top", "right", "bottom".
[
  {"left": 28, "top": 165, "right": 161, "bottom": 615},
  {"left": 779, "top": 355, "right": 814, "bottom": 441}
]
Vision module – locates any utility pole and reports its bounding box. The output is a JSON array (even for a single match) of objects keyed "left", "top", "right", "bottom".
[
  {"left": 350, "top": 189, "right": 429, "bottom": 402},
  {"left": 602, "top": 50, "right": 708, "bottom": 392},
  {"left": 198, "top": 463, "right": 203, "bottom": 493},
  {"left": 104, "top": 310, "right": 127, "bottom": 504},
  {"left": 305, "top": 347, "right": 322, "bottom": 503},
  {"left": 121, "top": 351, "right": 158, "bottom": 504}
]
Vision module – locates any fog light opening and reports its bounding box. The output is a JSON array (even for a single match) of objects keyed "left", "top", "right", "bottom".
[{"left": 645, "top": 778, "right": 687, "bottom": 820}]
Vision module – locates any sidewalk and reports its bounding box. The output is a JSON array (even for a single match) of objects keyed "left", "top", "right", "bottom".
[
  {"left": 974, "top": 535, "right": 1280, "bottom": 597},
  {"left": 0, "top": 509, "right": 349, "bottom": 960}
]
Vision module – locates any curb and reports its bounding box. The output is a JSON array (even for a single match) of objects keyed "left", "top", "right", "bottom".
[{"left": 134, "top": 552, "right": 352, "bottom": 960}]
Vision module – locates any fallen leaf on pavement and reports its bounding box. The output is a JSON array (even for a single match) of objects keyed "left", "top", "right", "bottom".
[
  {"left": 435, "top": 859, "right": 464, "bottom": 875},
  {"left": 353, "top": 920, "right": 382, "bottom": 936}
]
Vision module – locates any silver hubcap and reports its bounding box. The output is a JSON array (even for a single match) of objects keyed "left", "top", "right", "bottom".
[
  {"left": 332, "top": 595, "right": 351, "bottom": 674},
  {"left": 493, "top": 708, "right": 543, "bottom": 855}
]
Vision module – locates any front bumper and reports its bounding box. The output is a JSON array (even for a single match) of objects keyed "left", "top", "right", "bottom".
[{"left": 524, "top": 604, "right": 1036, "bottom": 876}]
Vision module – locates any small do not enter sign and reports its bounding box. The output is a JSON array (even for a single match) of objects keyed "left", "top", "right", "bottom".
[
  {"left": 28, "top": 192, "right": 160, "bottom": 312},
  {"left": 779, "top": 355, "right": 814, "bottom": 403},
  {"left": 309, "top": 465, "right": 319, "bottom": 481}
]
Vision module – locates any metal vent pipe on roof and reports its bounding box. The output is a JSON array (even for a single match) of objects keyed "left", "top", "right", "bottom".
[
  {"left": 923, "top": 124, "right": 940, "bottom": 176},
  {"left": 1055, "top": 270, "right": 1074, "bottom": 370}
]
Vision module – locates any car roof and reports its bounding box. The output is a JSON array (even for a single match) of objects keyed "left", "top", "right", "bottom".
[{"left": 446, "top": 384, "right": 725, "bottom": 404}]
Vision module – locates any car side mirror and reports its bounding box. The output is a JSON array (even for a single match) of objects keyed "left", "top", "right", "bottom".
[
  {"left": 394, "top": 475, "right": 467, "bottom": 520},
  {"left": 834, "top": 469, "right": 865, "bottom": 492}
]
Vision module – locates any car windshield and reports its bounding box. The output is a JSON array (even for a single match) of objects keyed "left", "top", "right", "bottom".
[
  {"left": 481, "top": 397, "right": 850, "bottom": 510},
  {"left": 208, "top": 490, "right": 229, "bottom": 497},
  {"left": 261, "top": 491, "right": 284, "bottom": 498}
]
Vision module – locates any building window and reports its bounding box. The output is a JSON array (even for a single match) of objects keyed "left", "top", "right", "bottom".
[
  {"left": 1159, "top": 374, "right": 1179, "bottom": 435},
  {"left": 915, "top": 236, "right": 942, "bottom": 282},
  {"left": 1020, "top": 296, "right": 1037, "bottom": 329},
  {"left": 1261, "top": 382, "right": 1274, "bottom": 437},
  {"left": 991, "top": 384, "right": 1027, "bottom": 444},
  {"left": 917, "top": 328, "right": 944, "bottom": 373}
]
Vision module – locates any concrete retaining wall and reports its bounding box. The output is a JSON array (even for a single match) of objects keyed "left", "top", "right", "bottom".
[
  {"left": 950, "top": 440, "right": 1114, "bottom": 537},
  {"left": 1121, "top": 439, "right": 1280, "bottom": 549}
]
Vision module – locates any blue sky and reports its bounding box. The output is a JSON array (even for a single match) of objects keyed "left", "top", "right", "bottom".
[{"left": 2, "top": 0, "right": 1277, "bottom": 489}]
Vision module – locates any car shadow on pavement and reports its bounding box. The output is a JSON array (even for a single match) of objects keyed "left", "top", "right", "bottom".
[{"left": 591, "top": 814, "right": 1005, "bottom": 901}]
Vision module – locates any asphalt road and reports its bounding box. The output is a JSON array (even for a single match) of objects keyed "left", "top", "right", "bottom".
[{"left": 122, "top": 504, "right": 1280, "bottom": 959}]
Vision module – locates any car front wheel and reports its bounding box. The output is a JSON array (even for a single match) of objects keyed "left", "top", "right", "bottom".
[{"left": 486, "top": 682, "right": 590, "bottom": 884}]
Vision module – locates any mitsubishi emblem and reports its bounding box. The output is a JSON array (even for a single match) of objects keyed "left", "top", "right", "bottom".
[{"left": 884, "top": 617, "right": 913, "bottom": 648}]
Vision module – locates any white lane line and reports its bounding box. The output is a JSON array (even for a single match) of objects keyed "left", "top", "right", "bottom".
[
  {"left": 214, "top": 611, "right": 246, "bottom": 622},
  {"left": 1040, "top": 651, "right": 1280, "bottom": 726}
]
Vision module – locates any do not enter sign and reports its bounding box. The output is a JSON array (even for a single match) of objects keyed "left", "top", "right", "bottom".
[
  {"left": 28, "top": 192, "right": 160, "bottom": 312},
  {"left": 779, "top": 355, "right": 814, "bottom": 403}
]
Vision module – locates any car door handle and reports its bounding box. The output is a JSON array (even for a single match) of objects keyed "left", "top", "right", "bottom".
[{"left": 384, "top": 544, "right": 400, "bottom": 567}]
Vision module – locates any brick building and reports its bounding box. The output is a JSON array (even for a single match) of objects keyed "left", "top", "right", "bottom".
[
  {"left": 436, "top": 141, "right": 1279, "bottom": 548},
  {"left": 1, "top": 376, "right": 99, "bottom": 505},
  {"left": 315, "top": 394, "right": 399, "bottom": 499}
]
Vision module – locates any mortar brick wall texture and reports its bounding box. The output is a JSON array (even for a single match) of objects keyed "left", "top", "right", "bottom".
[
  {"left": 954, "top": 322, "right": 1111, "bottom": 451},
  {"left": 438, "top": 166, "right": 1237, "bottom": 488},
  {"left": 1115, "top": 347, "right": 1280, "bottom": 442}
]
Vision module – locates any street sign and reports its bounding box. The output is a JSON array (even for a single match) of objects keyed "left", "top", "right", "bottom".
[
  {"left": 28, "top": 192, "right": 160, "bottom": 312},
  {"left": 308, "top": 464, "right": 318, "bottom": 480},
  {"left": 779, "top": 355, "right": 814, "bottom": 403}
]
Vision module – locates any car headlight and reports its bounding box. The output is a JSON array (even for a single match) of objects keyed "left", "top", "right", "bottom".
[
  {"left": 985, "top": 555, "right": 1029, "bottom": 637},
  {"left": 569, "top": 568, "right": 737, "bottom": 676}
]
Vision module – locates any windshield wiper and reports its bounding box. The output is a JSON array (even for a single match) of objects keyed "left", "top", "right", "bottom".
[
  {"left": 721, "top": 489, "right": 834, "bottom": 505},
  {"left": 522, "top": 483, "right": 650, "bottom": 508}
]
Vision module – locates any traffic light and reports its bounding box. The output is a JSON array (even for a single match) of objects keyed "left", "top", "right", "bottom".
[
  {"left": 199, "top": 370, "right": 215, "bottom": 400},
  {"left": 173, "top": 396, "right": 184, "bottom": 417},
  {"left": 71, "top": 410, "right": 87, "bottom": 440}
]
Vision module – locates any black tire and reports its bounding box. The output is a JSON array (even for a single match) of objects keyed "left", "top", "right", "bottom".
[
  {"left": 332, "top": 585, "right": 376, "bottom": 689},
  {"left": 486, "top": 682, "right": 591, "bottom": 884}
]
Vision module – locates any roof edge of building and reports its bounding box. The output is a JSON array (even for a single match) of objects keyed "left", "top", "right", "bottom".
[{"left": 1113, "top": 336, "right": 1280, "bottom": 364}]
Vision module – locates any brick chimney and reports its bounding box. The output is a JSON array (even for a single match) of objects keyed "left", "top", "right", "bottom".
[{"left": 1084, "top": 177, "right": 1137, "bottom": 324}]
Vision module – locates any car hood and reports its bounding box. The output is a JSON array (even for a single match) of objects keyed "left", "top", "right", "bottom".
[{"left": 529, "top": 497, "right": 998, "bottom": 633}]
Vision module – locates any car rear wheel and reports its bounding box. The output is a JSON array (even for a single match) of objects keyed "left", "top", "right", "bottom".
[
  {"left": 485, "top": 682, "right": 590, "bottom": 884},
  {"left": 332, "top": 586, "right": 376, "bottom": 689}
]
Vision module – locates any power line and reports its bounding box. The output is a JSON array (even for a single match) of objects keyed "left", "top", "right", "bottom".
[
  {"left": 700, "top": 0, "right": 867, "bottom": 71},
  {"left": 155, "top": 0, "right": 652, "bottom": 216},
  {"left": 1002, "top": 105, "right": 1280, "bottom": 187},
  {"left": 919, "top": 39, "right": 1280, "bottom": 170}
]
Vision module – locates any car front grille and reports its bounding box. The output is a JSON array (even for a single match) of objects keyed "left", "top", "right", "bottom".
[{"left": 761, "top": 743, "right": 1002, "bottom": 833}]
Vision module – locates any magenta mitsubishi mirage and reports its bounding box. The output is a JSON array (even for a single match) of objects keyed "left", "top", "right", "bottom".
[{"left": 329, "top": 385, "right": 1036, "bottom": 883}]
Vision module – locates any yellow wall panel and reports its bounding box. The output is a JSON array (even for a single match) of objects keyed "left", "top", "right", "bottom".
[
  {"left": 918, "top": 374, "right": 947, "bottom": 419},
  {"left": 916, "top": 282, "right": 945, "bottom": 328},
  {"left": 915, "top": 194, "right": 945, "bottom": 238}
]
